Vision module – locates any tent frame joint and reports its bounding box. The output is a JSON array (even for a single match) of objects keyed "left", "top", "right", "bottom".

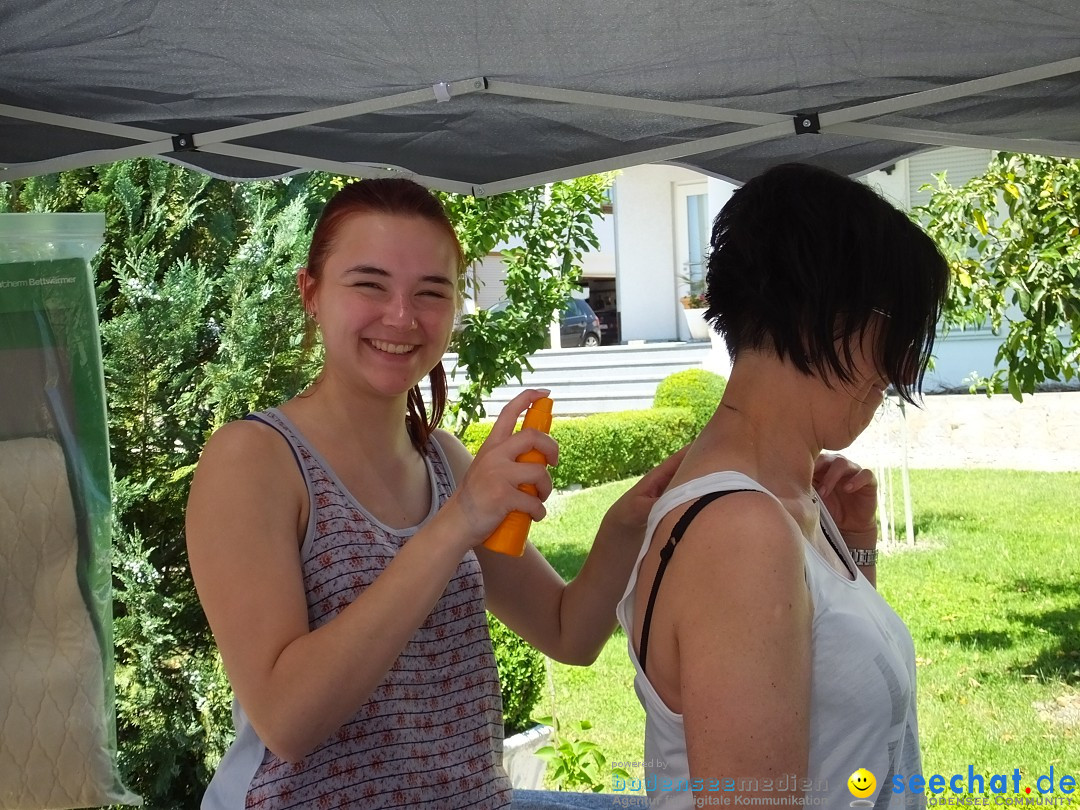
[
  {"left": 793, "top": 113, "right": 821, "bottom": 135},
  {"left": 171, "top": 133, "right": 197, "bottom": 152}
]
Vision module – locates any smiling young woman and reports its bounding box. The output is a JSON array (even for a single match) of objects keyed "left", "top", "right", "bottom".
[{"left": 185, "top": 178, "right": 685, "bottom": 810}]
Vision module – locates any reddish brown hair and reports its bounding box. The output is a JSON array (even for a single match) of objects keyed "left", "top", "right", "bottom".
[{"left": 305, "top": 178, "right": 464, "bottom": 451}]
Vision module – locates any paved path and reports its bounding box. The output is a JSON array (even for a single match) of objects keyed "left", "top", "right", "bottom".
[{"left": 847, "top": 391, "right": 1079, "bottom": 472}]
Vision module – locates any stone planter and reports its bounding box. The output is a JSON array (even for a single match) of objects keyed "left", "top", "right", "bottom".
[
  {"left": 681, "top": 306, "right": 710, "bottom": 341},
  {"left": 503, "top": 723, "right": 555, "bottom": 789}
]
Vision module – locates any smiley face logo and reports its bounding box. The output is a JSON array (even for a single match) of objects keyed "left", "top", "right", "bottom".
[{"left": 848, "top": 768, "right": 876, "bottom": 799}]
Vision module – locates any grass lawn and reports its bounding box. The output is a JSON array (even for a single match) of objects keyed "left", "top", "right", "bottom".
[{"left": 528, "top": 469, "right": 1080, "bottom": 793}]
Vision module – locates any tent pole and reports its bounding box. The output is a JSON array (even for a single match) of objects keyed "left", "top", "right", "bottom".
[
  {"left": 828, "top": 123, "right": 1080, "bottom": 161},
  {"left": 485, "top": 81, "right": 785, "bottom": 126},
  {"left": 819, "top": 56, "right": 1080, "bottom": 127}
]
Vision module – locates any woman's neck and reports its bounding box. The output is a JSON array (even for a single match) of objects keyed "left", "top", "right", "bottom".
[
  {"left": 696, "top": 351, "right": 825, "bottom": 503},
  {"left": 288, "top": 371, "right": 418, "bottom": 462}
]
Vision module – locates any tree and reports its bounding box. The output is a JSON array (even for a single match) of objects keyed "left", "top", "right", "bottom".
[
  {"left": 442, "top": 174, "right": 613, "bottom": 433},
  {"left": 916, "top": 152, "right": 1080, "bottom": 399}
]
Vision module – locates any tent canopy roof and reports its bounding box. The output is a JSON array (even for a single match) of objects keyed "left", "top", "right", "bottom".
[{"left": 3, "top": 1, "right": 1079, "bottom": 194}]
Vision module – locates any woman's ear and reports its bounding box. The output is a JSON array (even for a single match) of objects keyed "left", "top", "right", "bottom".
[{"left": 297, "top": 266, "right": 316, "bottom": 319}]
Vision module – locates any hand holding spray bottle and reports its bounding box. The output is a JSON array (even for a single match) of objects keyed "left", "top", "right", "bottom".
[{"left": 482, "top": 396, "right": 554, "bottom": 556}]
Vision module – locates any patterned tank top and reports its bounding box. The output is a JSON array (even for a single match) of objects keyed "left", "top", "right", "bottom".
[{"left": 203, "top": 408, "right": 511, "bottom": 810}]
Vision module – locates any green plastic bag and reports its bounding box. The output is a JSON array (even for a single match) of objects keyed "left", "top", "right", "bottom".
[{"left": 0, "top": 214, "right": 140, "bottom": 809}]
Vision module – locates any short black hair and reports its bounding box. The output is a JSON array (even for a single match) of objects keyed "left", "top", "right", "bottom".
[{"left": 704, "top": 162, "right": 950, "bottom": 403}]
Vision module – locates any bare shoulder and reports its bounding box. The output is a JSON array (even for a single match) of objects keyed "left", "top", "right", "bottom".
[
  {"left": 673, "top": 488, "right": 799, "bottom": 548},
  {"left": 186, "top": 417, "right": 305, "bottom": 546},
  {"left": 431, "top": 427, "right": 473, "bottom": 483},
  {"left": 661, "top": 488, "right": 805, "bottom": 592},
  {"left": 672, "top": 489, "right": 813, "bottom": 780},
  {"left": 196, "top": 416, "right": 288, "bottom": 469}
]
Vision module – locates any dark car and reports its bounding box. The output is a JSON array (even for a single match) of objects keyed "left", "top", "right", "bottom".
[
  {"left": 559, "top": 297, "right": 602, "bottom": 347},
  {"left": 488, "top": 297, "right": 602, "bottom": 348}
]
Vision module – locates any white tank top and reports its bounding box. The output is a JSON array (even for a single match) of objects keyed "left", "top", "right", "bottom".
[{"left": 615, "top": 471, "right": 923, "bottom": 809}]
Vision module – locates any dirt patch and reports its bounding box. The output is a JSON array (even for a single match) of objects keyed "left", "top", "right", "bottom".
[{"left": 1033, "top": 692, "right": 1080, "bottom": 729}]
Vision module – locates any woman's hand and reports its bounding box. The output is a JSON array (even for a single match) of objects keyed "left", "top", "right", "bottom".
[
  {"left": 600, "top": 444, "right": 689, "bottom": 542},
  {"left": 480, "top": 443, "right": 690, "bottom": 665},
  {"left": 443, "top": 389, "right": 558, "bottom": 550},
  {"left": 812, "top": 452, "right": 878, "bottom": 536}
]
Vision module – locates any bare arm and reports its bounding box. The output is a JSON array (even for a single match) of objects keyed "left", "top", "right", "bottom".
[
  {"left": 438, "top": 428, "right": 687, "bottom": 665},
  {"left": 674, "top": 498, "right": 812, "bottom": 805}
]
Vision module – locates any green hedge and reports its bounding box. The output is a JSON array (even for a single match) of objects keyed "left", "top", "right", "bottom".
[
  {"left": 461, "top": 406, "right": 696, "bottom": 489},
  {"left": 487, "top": 614, "right": 546, "bottom": 736},
  {"left": 652, "top": 368, "right": 727, "bottom": 432}
]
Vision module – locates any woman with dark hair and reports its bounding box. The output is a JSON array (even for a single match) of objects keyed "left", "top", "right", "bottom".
[
  {"left": 186, "top": 178, "right": 682, "bottom": 809},
  {"left": 616, "top": 163, "right": 950, "bottom": 809}
]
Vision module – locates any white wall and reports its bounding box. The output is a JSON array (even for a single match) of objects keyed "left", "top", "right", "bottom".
[
  {"left": 469, "top": 255, "right": 508, "bottom": 311},
  {"left": 613, "top": 165, "right": 701, "bottom": 341},
  {"left": 706, "top": 176, "right": 737, "bottom": 224},
  {"left": 923, "top": 327, "right": 1001, "bottom": 391},
  {"left": 470, "top": 148, "right": 1038, "bottom": 389},
  {"left": 861, "top": 162, "right": 910, "bottom": 209},
  {"left": 470, "top": 210, "right": 615, "bottom": 312},
  {"left": 582, "top": 212, "right": 616, "bottom": 278}
]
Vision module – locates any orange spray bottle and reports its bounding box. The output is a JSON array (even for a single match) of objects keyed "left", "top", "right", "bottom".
[{"left": 482, "top": 396, "right": 554, "bottom": 556}]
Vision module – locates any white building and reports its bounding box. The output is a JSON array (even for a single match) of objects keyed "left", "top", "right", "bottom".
[{"left": 474, "top": 147, "right": 1011, "bottom": 392}]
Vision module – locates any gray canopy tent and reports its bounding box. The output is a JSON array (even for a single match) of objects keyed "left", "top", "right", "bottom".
[{"left": 2, "top": 1, "right": 1079, "bottom": 193}]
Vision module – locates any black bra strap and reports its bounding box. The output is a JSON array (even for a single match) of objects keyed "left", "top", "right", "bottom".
[{"left": 638, "top": 489, "right": 755, "bottom": 675}]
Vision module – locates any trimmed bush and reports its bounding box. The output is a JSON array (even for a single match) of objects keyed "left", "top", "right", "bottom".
[
  {"left": 652, "top": 368, "right": 727, "bottom": 432},
  {"left": 461, "top": 407, "right": 696, "bottom": 489},
  {"left": 487, "top": 614, "right": 546, "bottom": 736},
  {"left": 549, "top": 408, "right": 694, "bottom": 488}
]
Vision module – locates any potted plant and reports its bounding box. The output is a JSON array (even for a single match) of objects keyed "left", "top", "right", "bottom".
[
  {"left": 678, "top": 276, "right": 711, "bottom": 341},
  {"left": 679, "top": 290, "right": 708, "bottom": 310}
]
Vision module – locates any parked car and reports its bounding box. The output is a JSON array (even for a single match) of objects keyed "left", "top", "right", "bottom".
[
  {"left": 559, "top": 297, "right": 603, "bottom": 347},
  {"left": 487, "top": 297, "right": 603, "bottom": 348}
]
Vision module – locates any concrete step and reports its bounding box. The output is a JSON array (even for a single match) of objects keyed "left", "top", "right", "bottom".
[
  {"left": 445, "top": 341, "right": 712, "bottom": 372},
  {"left": 441, "top": 340, "right": 716, "bottom": 417}
]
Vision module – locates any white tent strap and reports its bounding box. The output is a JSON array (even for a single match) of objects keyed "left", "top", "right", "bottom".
[
  {"left": 830, "top": 122, "right": 1080, "bottom": 161},
  {"left": 3, "top": 57, "right": 1079, "bottom": 190},
  {"left": 1, "top": 142, "right": 178, "bottom": 180},
  {"left": 489, "top": 55, "right": 1080, "bottom": 130},
  {"left": 0, "top": 103, "right": 162, "bottom": 141},
  {"left": 819, "top": 55, "right": 1080, "bottom": 127},
  {"left": 192, "top": 78, "right": 488, "bottom": 147},
  {"left": 485, "top": 81, "right": 785, "bottom": 127},
  {"left": 201, "top": 143, "right": 477, "bottom": 194},
  {"left": 0, "top": 79, "right": 488, "bottom": 182}
]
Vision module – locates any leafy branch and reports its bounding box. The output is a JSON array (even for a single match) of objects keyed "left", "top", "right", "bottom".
[{"left": 915, "top": 152, "right": 1080, "bottom": 399}]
